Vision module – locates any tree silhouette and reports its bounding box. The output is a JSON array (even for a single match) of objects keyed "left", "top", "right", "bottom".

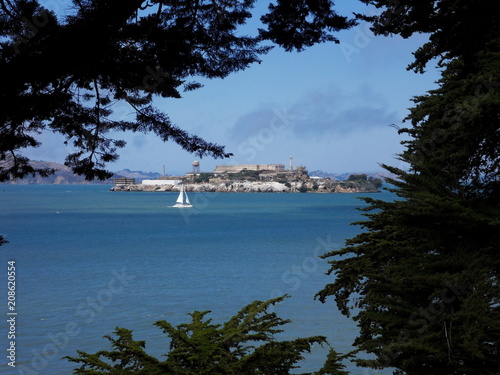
[
  {"left": 66, "top": 296, "right": 350, "bottom": 374},
  {"left": 318, "top": 1, "right": 500, "bottom": 373}
]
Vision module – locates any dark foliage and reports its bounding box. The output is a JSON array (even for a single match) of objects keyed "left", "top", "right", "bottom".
[
  {"left": 318, "top": 1, "right": 500, "bottom": 374},
  {"left": 346, "top": 174, "right": 367, "bottom": 181},
  {"left": 260, "top": 0, "right": 356, "bottom": 52},
  {"left": 66, "top": 296, "right": 348, "bottom": 374},
  {"left": 357, "top": 0, "right": 500, "bottom": 73}
]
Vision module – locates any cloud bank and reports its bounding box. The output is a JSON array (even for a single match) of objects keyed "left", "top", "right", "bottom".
[{"left": 222, "top": 84, "right": 403, "bottom": 172}]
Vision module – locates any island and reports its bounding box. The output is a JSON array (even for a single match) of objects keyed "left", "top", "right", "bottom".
[{"left": 110, "top": 163, "right": 383, "bottom": 193}]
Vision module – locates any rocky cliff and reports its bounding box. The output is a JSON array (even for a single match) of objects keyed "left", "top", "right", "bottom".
[{"left": 110, "top": 179, "right": 381, "bottom": 193}]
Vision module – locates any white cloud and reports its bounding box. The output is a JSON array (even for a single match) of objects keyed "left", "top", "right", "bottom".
[{"left": 219, "top": 83, "right": 404, "bottom": 172}]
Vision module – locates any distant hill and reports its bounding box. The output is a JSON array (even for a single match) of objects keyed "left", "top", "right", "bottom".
[
  {"left": 2, "top": 161, "right": 394, "bottom": 185},
  {"left": 309, "top": 170, "right": 396, "bottom": 181},
  {"left": 113, "top": 169, "right": 162, "bottom": 180},
  {"left": 2, "top": 161, "right": 162, "bottom": 184},
  {"left": 2, "top": 161, "right": 102, "bottom": 184}
]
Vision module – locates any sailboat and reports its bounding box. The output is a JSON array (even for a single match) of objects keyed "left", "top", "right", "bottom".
[{"left": 172, "top": 185, "right": 192, "bottom": 208}]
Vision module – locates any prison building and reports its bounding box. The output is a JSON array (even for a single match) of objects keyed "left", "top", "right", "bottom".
[{"left": 213, "top": 164, "right": 285, "bottom": 174}]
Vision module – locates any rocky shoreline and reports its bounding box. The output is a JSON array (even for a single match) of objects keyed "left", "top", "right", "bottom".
[{"left": 110, "top": 180, "right": 381, "bottom": 193}]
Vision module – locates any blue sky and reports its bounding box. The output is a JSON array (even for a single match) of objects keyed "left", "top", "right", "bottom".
[{"left": 25, "top": 1, "right": 440, "bottom": 175}]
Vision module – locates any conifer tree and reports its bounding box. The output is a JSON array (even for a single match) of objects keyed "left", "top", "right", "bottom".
[
  {"left": 317, "top": 1, "right": 500, "bottom": 374},
  {"left": 66, "top": 296, "right": 347, "bottom": 374}
]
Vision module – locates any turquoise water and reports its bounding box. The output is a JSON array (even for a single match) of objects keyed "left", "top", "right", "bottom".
[{"left": 0, "top": 185, "right": 393, "bottom": 374}]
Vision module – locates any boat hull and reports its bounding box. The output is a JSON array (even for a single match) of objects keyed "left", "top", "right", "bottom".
[{"left": 172, "top": 203, "right": 193, "bottom": 208}]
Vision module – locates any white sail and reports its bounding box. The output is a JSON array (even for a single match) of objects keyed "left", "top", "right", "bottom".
[
  {"left": 172, "top": 185, "right": 192, "bottom": 207},
  {"left": 176, "top": 190, "right": 184, "bottom": 204}
]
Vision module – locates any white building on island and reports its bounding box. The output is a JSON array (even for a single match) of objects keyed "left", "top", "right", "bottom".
[{"left": 142, "top": 179, "right": 182, "bottom": 186}]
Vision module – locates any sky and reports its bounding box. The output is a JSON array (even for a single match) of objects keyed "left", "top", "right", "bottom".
[{"left": 24, "top": 1, "right": 440, "bottom": 176}]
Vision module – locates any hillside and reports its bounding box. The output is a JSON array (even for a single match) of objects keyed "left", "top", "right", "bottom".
[
  {"left": 1, "top": 161, "right": 160, "bottom": 184},
  {"left": 2, "top": 161, "right": 100, "bottom": 184},
  {"left": 309, "top": 170, "right": 396, "bottom": 181},
  {"left": 113, "top": 169, "right": 162, "bottom": 180}
]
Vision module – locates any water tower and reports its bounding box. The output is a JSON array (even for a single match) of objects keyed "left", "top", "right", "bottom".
[{"left": 192, "top": 160, "right": 200, "bottom": 174}]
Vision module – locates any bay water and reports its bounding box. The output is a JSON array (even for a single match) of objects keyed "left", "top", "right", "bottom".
[{"left": 0, "top": 184, "right": 393, "bottom": 374}]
